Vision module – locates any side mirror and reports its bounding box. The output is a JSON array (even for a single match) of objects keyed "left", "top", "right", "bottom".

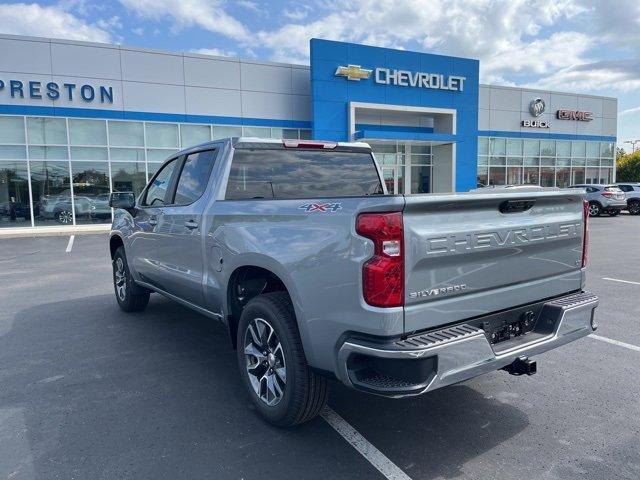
[{"left": 109, "top": 192, "right": 136, "bottom": 209}]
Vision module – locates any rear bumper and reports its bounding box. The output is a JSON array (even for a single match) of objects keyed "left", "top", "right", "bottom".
[
  {"left": 336, "top": 291, "right": 598, "bottom": 397},
  {"left": 601, "top": 199, "right": 626, "bottom": 209}
]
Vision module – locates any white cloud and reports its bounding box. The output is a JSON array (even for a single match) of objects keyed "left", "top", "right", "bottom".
[
  {"left": 96, "top": 15, "right": 122, "bottom": 31},
  {"left": 0, "top": 2, "right": 112, "bottom": 42},
  {"left": 620, "top": 106, "right": 640, "bottom": 117},
  {"left": 132, "top": 27, "right": 144, "bottom": 36},
  {"left": 283, "top": 7, "right": 309, "bottom": 21},
  {"left": 236, "top": 0, "right": 262, "bottom": 14},
  {"left": 190, "top": 47, "right": 237, "bottom": 57},
  {"left": 528, "top": 59, "right": 640, "bottom": 92},
  {"left": 119, "top": 0, "right": 249, "bottom": 41}
]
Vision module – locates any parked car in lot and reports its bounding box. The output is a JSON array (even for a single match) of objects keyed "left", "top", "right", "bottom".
[
  {"left": 614, "top": 183, "right": 640, "bottom": 215},
  {"left": 109, "top": 137, "right": 598, "bottom": 426},
  {"left": 40, "top": 187, "right": 112, "bottom": 224},
  {"left": 569, "top": 184, "right": 626, "bottom": 216}
]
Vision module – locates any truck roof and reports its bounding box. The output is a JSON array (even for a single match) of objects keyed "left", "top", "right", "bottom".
[{"left": 177, "top": 137, "right": 373, "bottom": 156}]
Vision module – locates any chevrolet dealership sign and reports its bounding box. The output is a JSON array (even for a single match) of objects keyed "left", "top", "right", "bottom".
[{"left": 335, "top": 64, "right": 466, "bottom": 91}]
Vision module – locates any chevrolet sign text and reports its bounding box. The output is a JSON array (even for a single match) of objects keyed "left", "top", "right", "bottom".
[{"left": 375, "top": 68, "right": 466, "bottom": 92}]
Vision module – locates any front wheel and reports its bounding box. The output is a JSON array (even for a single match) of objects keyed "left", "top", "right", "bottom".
[
  {"left": 628, "top": 201, "right": 640, "bottom": 215},
  {"left": 588, "top": 202, "right": 602, "bottom": 217},
  {"left": 113, "top": 247, "right": 150, "bottom": 312},
  {"left": 237, "top": 292, "right": 328, "bottom": 427}
]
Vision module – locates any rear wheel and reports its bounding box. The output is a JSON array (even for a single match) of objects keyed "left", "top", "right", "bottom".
[
  {"left": 628, "top": 200, "right": 640, "bottom": 215},
  {"left": 237, "top": 292, "right": 328, "bottom": 427},
  {"left": 588, "top": 202, "right": 602, "bottom": 217},
  {"left": 113, "top": 247, "right": 150, "bottom": 312}
]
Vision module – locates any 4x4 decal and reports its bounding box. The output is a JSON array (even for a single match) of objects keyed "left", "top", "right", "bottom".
[{"left": 298, "top": 203, "right": 342, "bottom": 212}]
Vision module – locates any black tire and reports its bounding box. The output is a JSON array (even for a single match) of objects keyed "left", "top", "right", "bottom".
[
  {"left": 236, "top": 291, "right": 328, "bottom": 427},
  {"left": 608, "top": 209, "right": 620, "bottom": 217},
  {"left": 588, "top": 202, "right": 602, "bottom": 217},
  {"left": 628, "top": 201, "right": 640, "bottom": 215},
  {"left": 112, "top": 246, "right": 150, "bottom": 312}
]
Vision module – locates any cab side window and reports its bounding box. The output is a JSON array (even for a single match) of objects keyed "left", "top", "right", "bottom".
[
  {"left": 172, "top": 149, "right": 217, "bottom": 205},
  {"left": 618, "top": 185, "right": 631, "bottom": 192},
  {"left": 143, "top": 159, "right": 177, "bottom": 206}
]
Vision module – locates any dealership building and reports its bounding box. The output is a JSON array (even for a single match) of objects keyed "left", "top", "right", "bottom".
[{"left": 0, "top": 34, "right": 617, "bottom": 230}]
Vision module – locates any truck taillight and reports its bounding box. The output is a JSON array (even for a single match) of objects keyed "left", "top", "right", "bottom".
[
  {"left": 582, "top": 199, "right": 589, "bottom": 268},
  {"left": 356, "top": 212, "right": 404, "bottom": 308}
]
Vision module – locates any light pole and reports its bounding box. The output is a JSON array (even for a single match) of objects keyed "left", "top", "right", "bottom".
[{"left": 624, "top": 140, "right": 640, "bottom": 153}]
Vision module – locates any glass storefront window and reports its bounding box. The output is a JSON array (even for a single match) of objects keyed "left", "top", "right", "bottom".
[
  {"left": 523, "top": 167, "right": 539, "bottom": 185},
  {"left": 29, "top": 146, "right": 68, "bottom": 159},
  {"left": 571, "top": 167, "right": 585, "bottom": 184},
  {"left": 213, "top": 125, "right": 242, "bottom": 139},
  {"left": 71, "top": 147, "right": 108, "bottom": 160},
  {"left": 600, "top": 142, "right": 614, "bottom": 158},
  {"left": 489, "top": 166, "right": 505, "bottom": 186},
  {"left": 70, "top": 162, "right": 110, "bottom": 224},
  {"left": 242, "top": 126, "right": 271, "bottom": 138},
  {"left": 540, "top": 140, "right": 555, "bottom": 156},
  {"left": 147, "top": 149, "right": 178, "bottom": 162},
  {"left": 69, "top": 119, "right": 107, "bottom": 146},
  {"left": 282, "top": 129, "right": 299, "bottom": 139},
  {"left": 478, "top": 137, "right": 489, "bottom": 156},
  {"left": 523, "top": 139, "right": 539, "bottom": 156},
  {"left": 110, "top": 148, "right": 145, "bottom": 161},
  {"left": 111, "top": 162, "right": 147, "bottom": 197},
  {"left": 0, "top": 145, "right": 27, "bottom": 159},
  {"left": 0, "top": 161, "right": 30, "bottom": 227},
  {"left": 146, "top": 123, "right": 179, "bottom": 148},
  {"left": 557, "top": 158, "right": 571, "bottom": 167},
  {"left": 147, "top": 162, "right": 163, "bottom": 181},
  {"left": 572, "top": 158, "right": 586, "bottom": 167},
  {"left": 411, "top": 165, "right": 431, "bottom": 193},
  {"left": 523, "top": 157, "right": 539, "bottom": 166},
  {"left": 601, "top": 168, "right": 613, "bottom": 184},
  {"left": 299, "top": 130, "right": 312, "bottom": 140},
  {"left": 507, "top": 166, "right": 522, "bottom": 185},
  {"left": 586, "top": 142, "right": 599, "bottom": 158},
  {"left": 572, "top": 141, "right": 586, "bottom": 157},
  {"left": 586, "top": 158, "right": 600, "bottom": 167},
  {"left": 0, "top": 116, "right": 26, "bottom": 144},
  {"left": 556, "top": 141, "right": 571, "bottom": 157},
  {"left": 489, "top": 138, "right": 506, "bottom": 156},
  {"left": 478, "top": 156, "right": 488, "bottom": 166},
  {"left": 585, "top": 167, "right": 599, "bottom": 184},
  {"left": 27, "top": 117, "right": 67, "bottom": 145},
  {"left": 506, "top": 138, "right": 522, "bottom": 156},
  {"left": 541, "top": 158, "right": 556, "bottom": 167},
  {"left": 556, "top": 167, "right": 570, "bottom": 188},
  {"left": 507, "top": 157, "right": 523, "bottom": 166},
  {"left": 181, "top": 124, "right": 211, "bottom": 147},
  {"left": 109, "top": 121, "right": 144, "bottom": 147},
  {"left": 601, "top": 158, "right": 614, "bottom": 167},
  {"left": 540, "top": 167, "right": 555, "bottom": 187},
  {"left": 30, "top": 161, "right": 72, "bottom": 226},
  {"left": 477, "top": 165, "right": 488, "bottom": 187},
  {"left": 489, "top": 156, "right": 506, "bottom": 166}
]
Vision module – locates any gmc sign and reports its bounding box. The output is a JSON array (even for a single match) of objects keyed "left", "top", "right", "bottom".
[{"left": 556, "top": 110, "right": 593, "bottom": 122}]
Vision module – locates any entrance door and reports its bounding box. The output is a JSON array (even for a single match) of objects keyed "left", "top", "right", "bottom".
[{"left": 372, "top": 142, "right": 432, "bottom": 194}]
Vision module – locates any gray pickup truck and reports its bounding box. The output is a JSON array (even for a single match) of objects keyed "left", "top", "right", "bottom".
[{"left": 108, "top": 137, "right": 598, "bottom": 426}]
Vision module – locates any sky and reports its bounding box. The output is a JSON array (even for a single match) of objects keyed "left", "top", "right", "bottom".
[{"left": 0, "top": 0, "right": 638, "bottom": 149}]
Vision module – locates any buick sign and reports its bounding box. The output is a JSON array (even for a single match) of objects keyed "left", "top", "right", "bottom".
[{"left": 529, "top": 98, "right": 546, "bottom": 117}]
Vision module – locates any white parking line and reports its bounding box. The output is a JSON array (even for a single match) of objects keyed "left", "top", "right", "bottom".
[
  {"left": 590, "top": 334, "right": 640, "bottom": 353},
  {"left": 321, "top": 406, "right": 412, "bottom": 480},
  {"left": 65, "top": 235, "right": 75, "bottom": 253},
  {"left": 602, "top": 277, "right": 640, "bottom": 286}
]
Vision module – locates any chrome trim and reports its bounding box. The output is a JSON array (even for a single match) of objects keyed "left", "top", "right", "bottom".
[{"left": 337, "top": 291, "right": 599, "bottom": 398}]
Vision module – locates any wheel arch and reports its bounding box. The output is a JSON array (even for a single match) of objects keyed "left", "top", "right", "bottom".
[{"left": 109, "top": 233, "right": 124, "bottom": 259}]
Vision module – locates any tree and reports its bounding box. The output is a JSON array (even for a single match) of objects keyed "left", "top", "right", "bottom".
[{"left": 616, "top": 150, "right": 640, "bottom": 182}]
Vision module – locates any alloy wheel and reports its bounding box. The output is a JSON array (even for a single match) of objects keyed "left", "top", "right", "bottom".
[
  {"left": 244, "top": 317, "right": 287, "bottom": 406},
  {"left": 57, "top": 210, "right": 73, "bottom": 224},
  {"left": 630, "top": 202, "right": 640, "bottom": 215},
  {"left": 114, "top": 257, "right": 127, "bottom": 301},
  {"left": 588, "top": 204, "right": 600, "bottom": 217}
]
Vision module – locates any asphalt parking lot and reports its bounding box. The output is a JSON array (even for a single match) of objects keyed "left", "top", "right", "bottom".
[{"left": 1, "top": 215, "right": 639, "bottom": 480}]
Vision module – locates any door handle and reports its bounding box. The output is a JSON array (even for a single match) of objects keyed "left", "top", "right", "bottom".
[
  {"left": 184, "top": 220, "right": 199, "bottom": 229},
  {"left": 148, "top": 216, "right": 158, "bottom": 226}
]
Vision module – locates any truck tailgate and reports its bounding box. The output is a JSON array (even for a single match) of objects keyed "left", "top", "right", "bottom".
[{"left": 403, "top": 189, "right": 585, "bottom": 333}]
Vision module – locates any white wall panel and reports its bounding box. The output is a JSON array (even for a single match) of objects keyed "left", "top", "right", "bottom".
[
  {"left": 185, "top": 87, "right": 242, "bottom": 117},
  {"left": 550, "top": 93, "right": 578, "bottom": 112},
  {"left": 121, "top": 50, "right": 184, "bottom": 85},
  {"left": 242, "top": 91, "right": 293, "bottom": 119},
  {"left": 603, "top": 98, "right": 617, "bottom": 118},
  {"left": 122, "top": 82, "right": 185, "bottom": 114},
  {"left": 241, "top": 63, "right": 292, "bottom": 94},
  {"left": 292, "top": 68, "right": 311, "bottom": 96},
  {"left": 184, "top": 57, "right": 240, "bottom": 89},
  {"left": 51, "top": 43, "right": 121, "bottom": 80},
  {"left": 576, "top": 116, "right": 602, "bottom": 136},
  {"left": 489, "top": 109, "right": 521, "bottom": 131},
  {"left": 478, "top": 108, "right": 490, "bottom": 130},
  {"left": 478, "top": 85, "right": 490, "bottom": 110},
  {"left": 0, "top": 38, "right": 52, "bottom": 74},
  {"left": 577, "top": 96, "right": 604, "bottom": 117},
  {"left": 489, "top": 87, "right": 521, "bottom": 111},
  {"left": 292, "top": 95, "right": 311, "bottom": 121}
]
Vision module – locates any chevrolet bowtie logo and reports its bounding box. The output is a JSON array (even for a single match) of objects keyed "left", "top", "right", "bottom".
[{"left": 335, "top": 64, "right": 372, "bottom": 81}]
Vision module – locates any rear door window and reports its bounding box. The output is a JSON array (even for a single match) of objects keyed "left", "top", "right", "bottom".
[
  {"left": 604, "top": 186, "right": 622, "bottom": 192},
  {"left": 225, "top": 149, "right": 383, "bottom": 199},
  {"left": 172, "top": 149, "right": 217, "bottom": 205}
]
